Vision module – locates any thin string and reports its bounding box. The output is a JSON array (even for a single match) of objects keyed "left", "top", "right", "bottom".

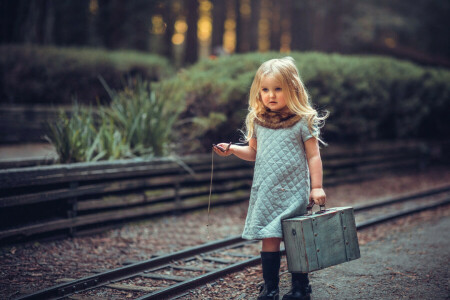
[{"left": 206, "top": 148, "right": 214, "bottom": 240}]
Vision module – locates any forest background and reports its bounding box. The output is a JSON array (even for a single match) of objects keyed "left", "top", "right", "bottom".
[{"left": 0, "top": 0, "right": 449, "bottom": 161}]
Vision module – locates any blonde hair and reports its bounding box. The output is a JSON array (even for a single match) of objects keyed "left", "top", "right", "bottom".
[{"left": 244, "top": 56, "right": 328, "bottom": 144}]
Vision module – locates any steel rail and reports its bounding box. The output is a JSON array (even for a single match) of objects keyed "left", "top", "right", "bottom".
[
  {"left": 17, "top": 236, "right": 245, "bottom": 300},
  {"left": 17, "top": 187, "right": 450, "bottom": 300},
  {"left": 356, "top": 197, "right": 450, "bottom": 229},
  {"left": 352, "top": 185, "right": 450, "bottom": 212}
]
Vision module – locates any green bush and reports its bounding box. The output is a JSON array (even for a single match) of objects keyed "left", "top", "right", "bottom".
[
  {"left": 102, "top": 77, "right": 184, "bottom": 157},
  {"left": 154, "top": 52, "right": 450, "bottom": 152},
  {"left": 0, "top": 45, "right": 174, "bottom": 105},
  {"left": 46, "top": 79, "right": 183, "bottom": 163},
  {"left": 45, "top": 104, "right": 105, "bottom": 163}
]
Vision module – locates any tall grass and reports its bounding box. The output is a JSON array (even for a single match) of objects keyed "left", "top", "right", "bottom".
[
  {"left": 46, "top": 78, "right": 183, "bottom": 163},
  {"left": 45, "top": 104, "right": 101, "bottom": 163},
  {"left": 101, "top": 77, "right": 183, "bottom": 156}
]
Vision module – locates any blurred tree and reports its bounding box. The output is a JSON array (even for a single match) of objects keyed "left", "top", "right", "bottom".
[
  {"left": 320, "top": 0, "right": 348, "bottom": 52},
  {"left": 234, "top": 0, "right": 250, "bottom": 53},
  {"left": 290, "top": 0, "right": 349, "bottom": 53},
  {"left": 96, "top": 0, "right": 119, "bottom": 49},
  {"left": 249, "top": 0, "right": 260, "bottom": 51},
  {"left": 163, "top": 0, "right": 175, "bottom": 58},
  {"left": 270, "top": 1, "right": 281, "bottom": 51},
  {"left": 0, "top": 0, "right": 18, "bottom": 43},
  {"left": 1, "top": 0, "right": 448, "bottom": 66},
  {"left": 378, "top": 0, "right": 450, "bottom": 59},
  {"left": 211, "top": 0, "right": 226, "bottom": 53},
  {"left": 0, "top": 0, "right": 56, "bottom": 45},
  {"left": 53, "top": 1, "right": 90, "bottom": 46},
  {"left": 234, "top": 0, "right": 241, "bottom": 52},
  {"left": 341, "top": 0, "right": 450, "bottom": 62},
  {"left": 258, "top": 0, "right": 270, "bottom": 51},
  {"left": 241, "top": 0, "right": 251, "bottom": 52},
  {"left": 96, "top": 0, "right": 155, "bottom": 50},
  {"left": 291, "top": 0, "right": 311, "bottom": 51},
  {"left": 128, "top": 0, "right": 155, "bottom": 51},
  {"left": 280, "top": 0, "right": 292, "bottom": 52},
  {"left": 185, "top": 0, "right": 198, "bottom": 63}
]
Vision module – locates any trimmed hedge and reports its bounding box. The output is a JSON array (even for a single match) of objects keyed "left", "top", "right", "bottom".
[
  {"left": 0, "top": 45, "right": 175, "bottom": 104},
  {"left": 154, "top": 52, "right": 450, "bottom": 152}
]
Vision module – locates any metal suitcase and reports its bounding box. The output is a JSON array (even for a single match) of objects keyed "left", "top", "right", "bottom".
[{"left": 282, "top": 206, "right": 360, "bottom": 273}]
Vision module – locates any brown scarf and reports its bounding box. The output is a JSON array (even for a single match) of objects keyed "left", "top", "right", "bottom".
[{"left": 255, "top": 108, "right": 303, "bottom": 129}]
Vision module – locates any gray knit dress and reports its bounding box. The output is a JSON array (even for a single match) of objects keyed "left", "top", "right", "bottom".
[{"left": 241, "top": 113, "right": 318, "bottom": 240}]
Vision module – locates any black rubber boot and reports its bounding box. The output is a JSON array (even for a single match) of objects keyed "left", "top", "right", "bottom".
[
  {"left": 282, "top": 272, "right": 312, "bottom": 300},
  {"left": 257, "top": 251, "right": 281, "bottom": 300}
]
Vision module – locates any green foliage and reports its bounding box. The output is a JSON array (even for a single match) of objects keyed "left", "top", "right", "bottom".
[
  {"left": 154, "top": 52, "right": 450, "bottom": 151},
  {"left": 45, "top": 104, "right": 101, "bottom": 163},
  {"left": 0, "top": 45, "right": 175, "bottom": 105},
  {"left": 102, "top": 78, "right": 184, "bottom": 156},
  {"left": 94, "top": 110, "right": 134, "bottom": 161},
  {"left": 46, "top": 79, "right": 183, "bottom": 163}
]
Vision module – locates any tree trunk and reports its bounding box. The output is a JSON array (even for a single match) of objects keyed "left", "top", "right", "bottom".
[
  {"left": 53, "top": 0, "right": 90, "bottom": 46},
  {"left": 237, "top": 0, "right": 251, "bottom": 53},
  {"left": 323, "top": 0, "right": 346, "bottom": 52},
  {"left": 280, "top": 0, "right": 292, "bottom": 52},
  {"left": 0, "top": 0, "right": 22, "bottom": 43},
  {"left": 291, "top": 0, "right": 313, "bottom": 51},
  {"left": 43, "top": 0, "right": 55, "bottom": 44},
  {"left": 185, "top": 0, "right": 199, "bottom": 64},
  {"left": 97, "top": 0, "right": 117, "bottom": 49},
  {"left": 211, "top": 0, "right": 225, "bottom": 53},
  {"left": 163, "top": 0, "right": 175, "bottom": 58},
  {"left": 270, "top": 1, "right": 281, "bottom": 51},
  {"left": 249, "top": 0, "right": 260, "bottom": 51},
  {"left": 128, "top": 0, "right": 153, "bottom": 51},
  {"left": 21, "top": 0, "right": 40, "bottom": 43},
  {"left": 234, "top": 0, "right": 242, "bottom": 53},
  {"left": 110, "top": 0, "right": 125, "bottom": 48},
  {"left": 310, "top": 1, "right": 324, "bottom": 51}
]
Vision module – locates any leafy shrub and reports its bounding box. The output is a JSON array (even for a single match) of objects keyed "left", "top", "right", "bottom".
[
  {"left": 154, "top": 52, "right": 450, "bottom": 152},
  {"left": 0, "top": 45, "right": 174, "bottom": 105},
  {"left": 45, "top": 104, "right": 103, "bottom": 163},
  {"left": 102, "top": 77, "right": 184, "bottom": 157},
  {"left": 46, "top": 79, "right": 183, "bottom": 163}
]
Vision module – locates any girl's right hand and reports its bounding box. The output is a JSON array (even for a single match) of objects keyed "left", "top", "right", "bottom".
[
  {"left": 310, "top": 188, "right": 326, "bottom": 206},
  {"left": 213, "top": 143, "right": 233, "bottom": 156}
]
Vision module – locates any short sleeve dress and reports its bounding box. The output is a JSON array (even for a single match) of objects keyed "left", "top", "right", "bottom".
[{"left": 241, "top": 111, "right": 319, "bottom": 240}]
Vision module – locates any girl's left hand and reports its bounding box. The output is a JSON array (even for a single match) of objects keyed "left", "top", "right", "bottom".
[{"left": 310, "top": 188, "right": 326, "bottom": 206}]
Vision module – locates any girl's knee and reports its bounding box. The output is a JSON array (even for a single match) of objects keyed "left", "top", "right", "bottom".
[{"left": 262, "top": 237, "right": 282, "bottom": 251}]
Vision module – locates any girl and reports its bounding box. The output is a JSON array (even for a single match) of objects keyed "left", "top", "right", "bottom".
[{"left": 213, "top": 57, "right": 327, "bottom": 300}]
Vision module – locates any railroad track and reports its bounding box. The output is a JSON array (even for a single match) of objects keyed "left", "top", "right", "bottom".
[{"left": 18, "top": 185, "right": 450, "bottom": 300}]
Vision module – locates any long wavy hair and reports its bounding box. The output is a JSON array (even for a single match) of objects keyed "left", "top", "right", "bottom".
[{"left": 243, "top": 57, "right": 328, "bottom": 144}]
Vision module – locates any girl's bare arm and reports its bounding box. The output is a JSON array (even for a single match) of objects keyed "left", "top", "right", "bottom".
[
  {"left": 304, "top": 137, "right": 326, "bottom": 205},
  {"left": 213, "top": 138, "right": 257, "bottom": 161}
]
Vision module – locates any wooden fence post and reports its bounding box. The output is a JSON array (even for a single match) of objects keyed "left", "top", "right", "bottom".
[
  {"left": 174, "top": 174, "right": 182, "bottom": 215},
  {"left": 68, "top": 181, "right": 78, "bottom": 236}
]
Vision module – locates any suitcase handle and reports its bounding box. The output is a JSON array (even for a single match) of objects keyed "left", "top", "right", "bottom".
[{"left": 307, "top": 202, "right": 326, "bottom": 215}]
